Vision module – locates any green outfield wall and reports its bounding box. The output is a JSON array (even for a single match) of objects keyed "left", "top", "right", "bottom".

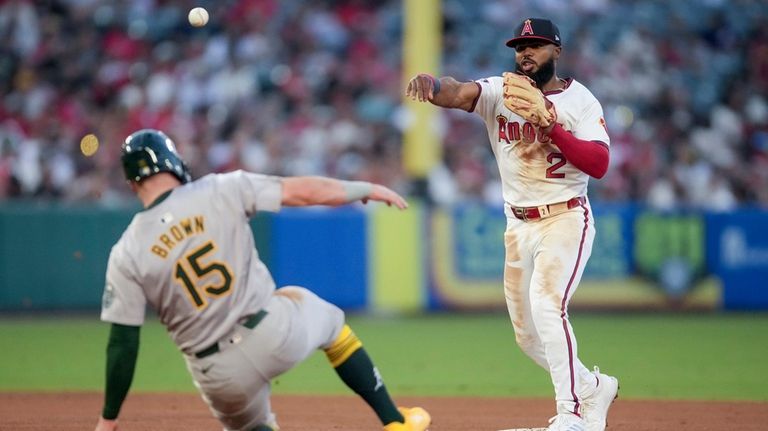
[
  {"left": 1, "top": 202, "right": 766, "bottom": 312},
  {"left": 0, "top": 203, "right": 272, "bottom": 311}
]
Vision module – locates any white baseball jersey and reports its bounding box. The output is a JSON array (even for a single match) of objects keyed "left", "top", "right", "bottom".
[
  {"left": 473, "top": 76, "right": 610, "bottom": 416},
  {"left": 471, "top": 77, "right": 609, "bottom": 211},
  {"left": 101, "top": 170, "right": 282, "bottom": 354}
]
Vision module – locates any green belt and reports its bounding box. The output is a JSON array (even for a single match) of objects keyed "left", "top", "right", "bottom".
[{"left": 194, "top": 309, "right": 268, "bottom": 359}]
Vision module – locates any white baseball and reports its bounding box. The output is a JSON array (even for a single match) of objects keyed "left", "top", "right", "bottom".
[{"left": 188, "top": 7, "right": 209, "bottom": 27}]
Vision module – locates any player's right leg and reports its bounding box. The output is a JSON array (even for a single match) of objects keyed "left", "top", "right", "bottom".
[
  {"left": 274, "top": 286, "right": 430, "bottom": 430},
  {"left": 323, "top": 325, "right": 431, "bottom": 430},
  {"left": 503, "top": 226, "right": 549, "bottom": 369}
]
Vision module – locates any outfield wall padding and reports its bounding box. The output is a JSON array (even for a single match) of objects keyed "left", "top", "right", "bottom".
[{"left": 1, "top": 202, "right": 766, "bottom": 311}]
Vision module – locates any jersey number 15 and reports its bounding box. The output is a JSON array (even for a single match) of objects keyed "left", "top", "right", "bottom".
[{"left": 174, "top": 241, "right": 234, "bottom": 310}]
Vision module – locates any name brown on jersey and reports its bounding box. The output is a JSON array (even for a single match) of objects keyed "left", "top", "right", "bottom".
[{"left": 151, "top": 216, "right": 205, "bottom": 258}]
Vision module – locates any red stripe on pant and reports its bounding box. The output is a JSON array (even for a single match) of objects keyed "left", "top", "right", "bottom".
[{"left": 560, "top": 203, "right": 590, "bottom": 416}]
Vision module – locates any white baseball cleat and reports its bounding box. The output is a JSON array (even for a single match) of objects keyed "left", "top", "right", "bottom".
[
  {"left": 497, "top": 412, "right": 586, "bottom": 431},
  {"left": 545, "top": 413, "right": 586, "bottom": 431},
  {"left": 581, "top": 367, "right": 619, "bottom": 431}
]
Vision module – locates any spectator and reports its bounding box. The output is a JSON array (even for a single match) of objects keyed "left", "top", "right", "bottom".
[{"left": 0, "top": 0, "right": 766, "bottom": 212}]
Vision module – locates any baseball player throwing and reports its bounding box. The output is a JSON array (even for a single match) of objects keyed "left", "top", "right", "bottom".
[
  {"left": 94, "top": 129, "right": 431, "bottom": 431},
  {"left": 406, "top": 18, "right": 618, "bottom": 431}
]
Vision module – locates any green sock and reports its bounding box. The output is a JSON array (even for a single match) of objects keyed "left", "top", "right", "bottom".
[{"left": 333, "top": 348, "right": 404, "bottom": 425}]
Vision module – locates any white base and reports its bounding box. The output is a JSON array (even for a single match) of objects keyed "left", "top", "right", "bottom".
[{"left": 497, "top": 428, "right": 547, "bottom": 431}]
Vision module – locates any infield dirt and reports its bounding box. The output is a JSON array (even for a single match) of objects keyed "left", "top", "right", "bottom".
[{"left": 1, "top": 392, "right": 766, "bottom": 430}]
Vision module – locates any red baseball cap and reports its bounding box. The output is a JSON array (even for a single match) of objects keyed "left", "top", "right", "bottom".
[{"left": 505, "top": 18, "right": 562, "bottom": 48}]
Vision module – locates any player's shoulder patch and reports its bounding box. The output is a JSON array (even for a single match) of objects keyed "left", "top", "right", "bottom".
[{"left": 102, "top": 282, "right": 115, "bottom": 309}]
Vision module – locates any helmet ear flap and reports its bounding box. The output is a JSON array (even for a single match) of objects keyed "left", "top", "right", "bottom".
[
  {"left": 121, "top": 129, "right": 192, "bottom": 183},
  {"left": 178, "top": 160, "right": 193, "bottom": 183}
]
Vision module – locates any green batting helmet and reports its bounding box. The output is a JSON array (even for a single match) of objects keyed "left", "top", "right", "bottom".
[{"left": 121, "top": 129, "right": 192, "bottom": 183}]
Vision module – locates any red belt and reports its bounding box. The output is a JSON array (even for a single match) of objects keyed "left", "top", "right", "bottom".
[{"left": 511, "top": 196, "right": 586, "bottom": 221}]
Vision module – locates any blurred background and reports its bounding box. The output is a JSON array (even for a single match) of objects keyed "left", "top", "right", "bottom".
[{"left": 1, "top": 0, "right": 768, "bottom": 313}]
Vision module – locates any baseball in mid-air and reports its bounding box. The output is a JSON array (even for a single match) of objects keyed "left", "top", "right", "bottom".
[
  {"left": 188, "top": 7, "right": 209, "bottom": 27},
  {"left": 80, "top": 133, "right": 99, "bottom": 157}
]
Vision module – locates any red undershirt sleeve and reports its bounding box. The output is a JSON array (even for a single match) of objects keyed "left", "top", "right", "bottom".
[{"left": 547, "top": 123, "right": 609, "bottom": 179}]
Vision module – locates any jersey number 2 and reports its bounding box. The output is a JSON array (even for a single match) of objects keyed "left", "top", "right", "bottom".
[
  {"left": 546, "top": 152, "right": 566, "bottom": 178},
  {"left": 175, "top": 241, "right": 234, "bottom": 309}
]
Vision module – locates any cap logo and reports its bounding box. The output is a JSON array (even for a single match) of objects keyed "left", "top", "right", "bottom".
[{"left": 521, "top": 19, "right": 534, "bottom": 36}]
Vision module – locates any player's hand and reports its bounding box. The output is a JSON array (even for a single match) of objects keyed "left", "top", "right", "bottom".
[
  {"left": 95, "top": 417, "right": 118, "bottom": 431},
  {"left": 503, "top": 72, "right": 556, "bottom": 128},
  {"left": 361, "top": 184, "right": 408, "bottom": 210},
  {"left": 405, "top": 73, "right": 438, "bottom": 102}
]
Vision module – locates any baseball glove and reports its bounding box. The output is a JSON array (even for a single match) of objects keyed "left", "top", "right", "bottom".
[{"left": 502, "top": 72, "right": 556, "bottom": 128}]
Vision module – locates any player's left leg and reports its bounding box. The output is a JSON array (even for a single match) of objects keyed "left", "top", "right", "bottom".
[
  {"left": 184, "top": 338, "right": 278, "bottom": 431},
  {"left": 182, "top": 287, "right": 329, "bottom": 431},
  {"left": 527, "top": 205, "right": 598, "bottom": 417}
]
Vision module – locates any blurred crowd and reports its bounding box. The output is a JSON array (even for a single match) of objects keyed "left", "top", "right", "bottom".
[{"left": 1, "top": 0, "right": 767, "bottom": 211}]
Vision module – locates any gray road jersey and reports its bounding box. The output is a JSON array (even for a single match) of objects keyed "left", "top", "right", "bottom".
[{"left": 101, "top": 170, "right": 282, "bottom": 354}]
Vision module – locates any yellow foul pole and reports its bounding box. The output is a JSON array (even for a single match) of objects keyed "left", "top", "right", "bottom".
[{"left": 402, "top": 0, "right": 441, "bottom": 179}]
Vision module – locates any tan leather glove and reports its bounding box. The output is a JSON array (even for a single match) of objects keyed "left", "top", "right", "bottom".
[{"left": 502, "top": 72, "right": 557, "bottom": 128}]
